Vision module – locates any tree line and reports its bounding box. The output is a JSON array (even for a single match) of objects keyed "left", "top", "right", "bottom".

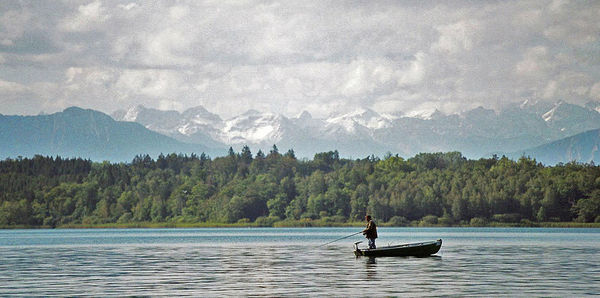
[{"left": 1, "top": 147, "right": 600, "bottom": 227}]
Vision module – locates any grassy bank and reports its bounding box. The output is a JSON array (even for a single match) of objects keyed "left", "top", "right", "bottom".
[
  {"left": 533, "top": 222, "right": 600, "bottom": 228},
  {"left": 3, "top": 220, "right": 600, "bottom": 229}
]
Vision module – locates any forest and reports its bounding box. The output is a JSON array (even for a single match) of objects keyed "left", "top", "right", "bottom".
[{"left": 1, "top": 146, "right": 600, "bottom": 228}]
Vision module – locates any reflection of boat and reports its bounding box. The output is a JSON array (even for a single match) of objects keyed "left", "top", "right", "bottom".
[{"left": 354, "top": 239, "right": 442, "bottom": 257}]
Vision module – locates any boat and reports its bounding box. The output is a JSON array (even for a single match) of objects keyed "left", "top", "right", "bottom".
[{"left": 354, "top": 239, "right": 442, "bottom": 257}]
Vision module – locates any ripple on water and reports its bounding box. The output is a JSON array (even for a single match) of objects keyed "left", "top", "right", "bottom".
[{"left": 0, "top": 228, "right": 599, "bottom": 296}]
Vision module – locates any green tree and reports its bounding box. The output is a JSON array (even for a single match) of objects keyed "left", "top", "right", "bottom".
[{"left": 572, "top": 190, "right": 600, "bottom": 222}]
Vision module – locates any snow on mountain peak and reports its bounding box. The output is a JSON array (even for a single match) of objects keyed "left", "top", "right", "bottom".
[
  {"left": 542, "top": 101, "right": 565, "bottom": 122},
  {"left": 122, "top": 105, "right": 144, "bottom": 122},
  {"left": 519, "top": 99, "right": 540, "bottom": 109},
  {"left": 542, "top": 107, "right": 556, "bottom": 122},
  {"left": 380, "top": 112, "right": 402, "bottom": 121},
  {"left": 519, "top": 99, "right": 541, "bottom": 109},
  {"left": 105, "top": 101, "right": 600, "bottom": 161},
  {"left": 585, "top": 101, "right": 600, "bottom": 114},
  {"left": 405, "top": 108, "right": 437, "bottom": 120},
  {"left": 326, "top": 108, "right": 391, "bottom": 132},
  {"left": 222, "top": 112, "right": 284, "bottom": 144},
  {"left": 181, "top": 106, "right": 222, "bottom": 127}
]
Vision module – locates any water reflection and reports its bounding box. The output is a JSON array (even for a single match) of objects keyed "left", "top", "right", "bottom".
[
  {"left": 364, "top": 257, "right": 377, "bottom": 280},
  {"left": 0, "top": 228, "right": 598, "bottom": 296},
  {"left": 365, "top": 256, "right": 377, "bottom": 264}
]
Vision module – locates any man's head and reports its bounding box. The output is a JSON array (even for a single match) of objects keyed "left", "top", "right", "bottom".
[{"left": 365, "top": 215, "right": 372, "bottom": 221}]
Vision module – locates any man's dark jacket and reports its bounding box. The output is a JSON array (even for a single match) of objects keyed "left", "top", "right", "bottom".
[{"left": 363, "top": 220, "right": 378, "bottom": 239}]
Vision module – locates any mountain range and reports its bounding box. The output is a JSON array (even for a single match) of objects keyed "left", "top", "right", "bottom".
[
  {"left": 112, "top": 100, "right": 600, "bottom": 163},
  {"left": 2, "top": 100, "right": 600, "bottom": 164},
  {"left": 0, "top": 107, "right": 222, "bottom": 162}
]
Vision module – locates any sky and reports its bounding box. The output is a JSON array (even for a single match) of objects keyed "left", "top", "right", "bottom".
[{"left": 1, "top": 0, "right": 600, "bottom": 119}]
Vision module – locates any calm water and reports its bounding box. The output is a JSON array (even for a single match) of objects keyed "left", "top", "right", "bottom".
[{"left": 0, "top": 227, "right": 599, "bottom": 296}]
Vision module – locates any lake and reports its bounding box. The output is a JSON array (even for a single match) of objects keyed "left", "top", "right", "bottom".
[{"left": 1, "top": 227, "right": 599, "bottom": 296}]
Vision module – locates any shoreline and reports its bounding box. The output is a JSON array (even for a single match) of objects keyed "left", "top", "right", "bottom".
[{"left": 2, "top": 221, "right": 600, "bottom": 229}]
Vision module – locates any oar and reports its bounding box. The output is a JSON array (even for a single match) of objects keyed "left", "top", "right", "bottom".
[{"left": 319, "top": 231, "right": 363, "bottom": 247}]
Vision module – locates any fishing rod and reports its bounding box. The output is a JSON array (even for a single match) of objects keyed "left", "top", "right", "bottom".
[{"left": 319, "top": 231, "right": 363, "bottom": 247}]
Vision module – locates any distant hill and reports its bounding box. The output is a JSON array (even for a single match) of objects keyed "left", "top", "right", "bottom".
[
  {"left": 510, "top": 128, "right": 600, "bottom": 165},
  {"left": 0, "top": 107, "right": 224, "bottom": 162}
]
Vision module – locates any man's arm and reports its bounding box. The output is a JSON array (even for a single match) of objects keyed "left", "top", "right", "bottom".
[{"left": 363, "top": 221, "right": 373, "bottom": 234}]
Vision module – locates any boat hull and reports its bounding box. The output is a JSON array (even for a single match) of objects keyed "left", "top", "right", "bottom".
[{"left": 354, "top": 239, "right": 442, "bottom": 257}]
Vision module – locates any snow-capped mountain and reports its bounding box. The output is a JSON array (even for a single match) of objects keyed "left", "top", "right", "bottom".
[
  {"left": 291, "top": 110, "right": 323, "bottom": 130},
  {"left": 540, "top": 101, "right": 600, "bottom": 133},
  {"left": 326, "top": 108, "right": 392, "bottom": 133},
  {"left": 112, "top": 105, "right": 224, "bottom": 148},
  {"left": 112, "top": 100, "right": 600, "bottom": 160},
  {"left": 221, "top": 110, "right": 287, "bottom": 145}
]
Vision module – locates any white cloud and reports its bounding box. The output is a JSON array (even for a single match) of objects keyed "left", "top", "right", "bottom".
[
  {"left": 118, "top": 3, "right": 138, "bottom": 11},
  {"left": 591, "top": 82, "right": 600, "bottom": 100},
  {"left": 115, "top": 69, "right": 189, "bottom": 99},
  {"left": 138, "top": 28, "right": 195, "bottom": 67},
  {"left": 340, "top": 59, "right": 396, "bottom": 97},
  {"left": 552, "top": 72, "right": 593, "bottom": 98},
  {"left": 0, "top": 79, "right": 60, "bottom": 115},
  {"left": 168, "top": 5, "right": 189, "bottom": 19},
  {"left": 1, "top": 0, "right": 600, "bottom": 117},
  {"left": 515, "top": 46, "right": 554, "bottom": 77},
  {"left": 432, "top": 20, "right": 479, "bottom": 55},
  {"left": 59, "top": 1, "right": 110, "bottom": 32},
  {"left": 159, "top": 99, "right": 183, "bottom": 111},
  {"left": 543, "top": 0, "right": 600, "bottom": 46},
  {"left": 543, "top": 80, "right": 557, "bottom": 99},
  {"left": 398, "top": 52, "right": 426, "bottom": 86},
  {"left": 549, "top": 0, "right": 569, "bottom": 12},
  {"left": 0, "top": 79, "right": 28, "bottom": 93},
  {"left": 372, "top": 90, "right": 423, "bottom": 114},
  {"left": 0, "top": 9, "right": 32, "bottom": 41},
  {"left": 65, "top": 67, "right": 83, "bottom": 83}
]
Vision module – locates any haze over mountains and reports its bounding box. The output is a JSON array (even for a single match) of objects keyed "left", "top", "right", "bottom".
[
  {"left": 2, "top": 101, "right": 600, "bottom": 164},
  {"left": 0, "top": 107, "right": 219, "bottom": 162},
  {"left": 510, "top": 128, "right": 600, "bottom": 165},
  {"left": 112, "top": 100, "right": 600, "bottom": 163}
]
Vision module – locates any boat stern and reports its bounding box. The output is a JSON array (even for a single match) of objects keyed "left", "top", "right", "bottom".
[{"left": 353, "top": 241, "right": 363, "bottom": 256}]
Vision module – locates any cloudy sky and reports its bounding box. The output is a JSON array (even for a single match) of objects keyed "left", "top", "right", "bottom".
[{"left": 1, "top": 0, "right": 599, "bottom": 118}]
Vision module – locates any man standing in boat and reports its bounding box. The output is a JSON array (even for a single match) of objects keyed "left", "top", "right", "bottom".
[{"left": 362, "top": 215, "right": 378, "bottom": 249}]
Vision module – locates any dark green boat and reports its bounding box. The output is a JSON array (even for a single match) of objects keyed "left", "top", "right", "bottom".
[{"left": 354, "top": 239, "right": 442, "bottom": 257}]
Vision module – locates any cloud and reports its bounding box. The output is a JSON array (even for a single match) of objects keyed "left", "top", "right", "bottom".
[
  {"left": 0, "top": 0, "right": 599, "bottom": 118},
  {"left": 115, "top": 69, "right": 187, "bottom": 98},
  {"left": 0, "top": 79, "right": 61, "bottom": 115},
  {"left": 0, "top": 79, "right": 28, "bottom": 93},
  {"left": 398, "top": 52, "right": 426, "bottom": 86},
  {"left": 118, "top": 3, "right": 138, "bottom": 11},
  {"left": 591, "top": 82, "right": 600, "bottom": 100},
  {"left": 515, "top": 46, "right": 554, "bottom": 77},
  {"left": 59, "top": 1, "right": 110, "bottom": 32},
  {"left": 551, "top": 71, "right": 594, "bottom": 98},
  {"left": 432, "top": 20, "right": 479, "bottom": 55},
  {"left": 0, "top": 9, "right": 32, "bottom": 42},
  {"left": 543, "top": 0, "right": 600, "bottom": 46}
]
